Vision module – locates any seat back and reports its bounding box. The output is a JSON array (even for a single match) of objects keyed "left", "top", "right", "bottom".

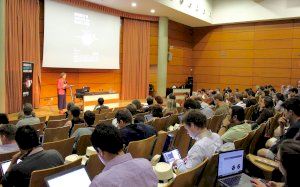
[
  {"left": 48, "top": 115, "right": 66, "bottom": 121},
  {"left": 208, "top": 113, "right": 226, "bottom": 133},
  {"left": 265, "top": 112, "right": 283, "bottom": 138},
  {"left": 39, "top": 116, "right": 47, "bottom": 123},
  {"left": 197, "top": 154, "right": 219, "bottom": 187},
  {"left": 249, "top": 123, "right": 267, "bottom": 154},
  {"left": 29, "top": 159, "right": 82, "bottom": 187},
  {"left": 127, "top": 135, "right": 156, "bottom": 159},
  {"left": 76, "top": 135, "right": 92, "bottom": 155},
  {"left": 234, "top": 134, "right": 249, "bottom": 149},
  {"left": 43, "top": 137, "right": 75, "bottom": 159},
  {"left": 9, "top": 119, "right": 19, "bottom": 125},
  {"left": 98, "top": 118, "right": 114, "bottom": 126},
  {"left": 241, "top": 130, "right": 257, "bottom": 154},
  {"left": 104, "top": 112, "right": 115, "bottom": 119},
  {"left": 0, "top": 151, "right": 19, "bottom": 162},
  {"left": 94, "top": 114, "right": 106, "bottom": 125},
  {"left": 152, "top": 131, "right": 168, "bottom": 156},
  {"left": 152, "top": 117, "right": 169, "bottom": 132},
  {"left": 31, "top": 122, "right": 45, "bottom": 132},
  {"left": 245, "top": 105, "right": 255, "bottom": 120},
  {"left": 71, "top": 123, "right": 86, "bottom": 135},
  {"left": 44, "top": 126, "right": 70, "bottom": 143},
  {"left": 171, "top": 158, "right": 208, "bottom": 187},
  {"left": 85, "top": 154, "right": 105, "bottom": 180},
  {"left": 47, "top": 119, "right": 68, "bottom": 128},
  {"left": 165, "top": 114, "right": 179, "bottom": 128},
  {"left": 99, "top": 108, "right": 112, "bottom": 114},
  {"left": 173, "top": 125, "right": 191, "bottom": 158}
]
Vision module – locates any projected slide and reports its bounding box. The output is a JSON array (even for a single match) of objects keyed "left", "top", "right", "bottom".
[{"left": 43, "top": 0, "right": 121, "bottom": 69}]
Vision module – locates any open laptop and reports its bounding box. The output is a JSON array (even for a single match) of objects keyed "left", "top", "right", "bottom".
[
  {"left": 218, "top": 150, "right": 253, "bottom": 187},
  {"left": 1, "top": 159, "right": 22, "bottom": 176},
  {"left": 45, "top": 165, "right": 91, "bottom": 187},
  {"left": 144, "top": 114, "right": 154, "bottom": 122},
  {"left": 162, "top": 149, "right": 181, "bottom": 165}
]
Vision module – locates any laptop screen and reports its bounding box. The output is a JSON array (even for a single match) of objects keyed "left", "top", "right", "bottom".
[
  {"left": 162, "top": 149, "right": 181, "bottom": 165},
  {"left": 1, "top": 159, "right": 22, "bottom": 175},
  {"left": 45, "top": 166, "right": 91, "bottom": 187},
  {"left": 144, "top": 114, "right": 153, "bottom": 122},
  {"left": 218, "top": 150, "right": 244, "bottom": 178}
]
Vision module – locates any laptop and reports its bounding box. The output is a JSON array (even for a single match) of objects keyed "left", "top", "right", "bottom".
[
  {"left": 144, "top": 114, "right": 154, "bottom": 122},
  {"left": 218, "top": 150, "right": 253, "bottom": 187},
  {"left": 1, "top": 159, "right": 22, "bottom": 176},
  {"left": 162, "top": 149, "right": 181, "bottom": 165},
  {"left": 45, "top": 165, "right": 91, "bottom": 187}
]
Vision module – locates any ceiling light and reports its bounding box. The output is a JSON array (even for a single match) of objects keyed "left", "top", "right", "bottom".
[
  {"left": 131, "top": 2, "right": 137, "bottom": 7},
  {"left": 150, "top": 9, "right": 155, "bottom": 13}
]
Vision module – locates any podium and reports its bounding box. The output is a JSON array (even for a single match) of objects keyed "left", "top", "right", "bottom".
[{"left": 82, "top": 92, "right": 120, "bottom": 111}]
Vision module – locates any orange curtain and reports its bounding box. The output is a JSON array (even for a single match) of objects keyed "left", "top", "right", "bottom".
[
  {"left": 5, "top": 0, "right": 41, "bottom": 113},
  {"left": 122, "top": 18, "right": 150, "bottom": 100}
]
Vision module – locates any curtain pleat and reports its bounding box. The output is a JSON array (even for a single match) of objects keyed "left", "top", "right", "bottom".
[
  {"left": 122, "top": 19, "right": 150, "bottom": 100},
  {"left": 5, "top": 0, "right": 40, "bottom": 113}
]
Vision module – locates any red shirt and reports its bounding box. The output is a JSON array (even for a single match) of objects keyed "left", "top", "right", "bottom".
[{"left": 57, "top": 78, "right": 66, "bottom": 95}]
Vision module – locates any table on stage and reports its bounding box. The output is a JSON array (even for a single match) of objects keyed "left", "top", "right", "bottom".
[
  {"left": 172, "top": 88, "right": 191, "bottom": 100},
  {"left": 82, "top": 92, "right": 120, "bottom": 111}
]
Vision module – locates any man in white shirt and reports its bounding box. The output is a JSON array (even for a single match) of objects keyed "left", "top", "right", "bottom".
[
  {"left": 0, "top": 124, "right": 19, "bottom": 154},
  {"left": 234, "top": 93, "right": 246, "bottom": 109},
  {"left": 173, "top": 110, "right": 222, "bottom": 173}
]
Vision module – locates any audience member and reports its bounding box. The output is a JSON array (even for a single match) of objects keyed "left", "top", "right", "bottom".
[
  {"left": 274, "top": 93, "right": 285, "bottom": 112},
  {"left": 213, "top": 94, "right": 230, "bottom": 115},
  {"left": 252, "top": 96, "right": 274, "bottom": 125},
  {"left": 90, "top": 125, "right": 158, "bottom": 187},
  {"left": 142, "top": 96, "right": 154, "bottom": 112},
  {"left": 173, "top": 110, "right": 222, "bottom": 173},
  {"left": 193, "top": 96, "right": 214, "bottom": 119},
  {"left": 258, "top": 97, "right": 300, "bottom": 159},
  {"left": 0, "top": 113, "right": 9, "bottom": 124},
  {"left": 16, "top": 103, "right": 40, "bottom": 127},
  {"left": 183, "top": 98, "right": 198, "bottom": 110},
  {"left": 288, "top": 87, "right": 298, "bottom": 98},
  {"left": 94, "top": 97, "right": 109, "bottom": 111},
  {"left": 131, "top": 99, "right": 143, "bottom": 112},
  {"left": 155, "top": 96, "right": 164, "bottom": 106},
  {"left": 126, "top": 103, "right": 138, "bottom": 116},
  {"left": 65, "top": 106, "right": 84, "bottom": 136},
  {"left": 163, "top": 99, "right": 178, "bottom": 116},
  {"left": 234, "top": 93, "right": 246, "bottom": 109},
  {"left": 71, "top": 110, "right": 95, "bottom": 151},
  {"left": 115, "top": 109, "right": 156, "bottom": 146},
  {"left": 167, "top": 93, "right": 180, "bottom": 107},
  {"left": 219, "top": 106, "right": 253, "bottom": 143},
  {"left": 2, "top": 126, "right": 64, "bottom": 187},
  {"left": 151, "top": 105, "right": 163, "bottom": 119},
  {"left": 0, "top": 124, "right": 18, "bottom": 154},
  {"left": 65, "top": 102, "right": 75, "bottom": 119},
  {"left": 252, "top": 139, "right": 300, "bottom": 187}
]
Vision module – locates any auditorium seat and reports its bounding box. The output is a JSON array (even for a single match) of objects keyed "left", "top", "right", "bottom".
[
  {"left": 240, "top": 130, "right": 257, "bottom": 154},
  {"left": 152, "top": 131, "right": 168, "bottom": 156},
  {"left": 85, "top": 154, "right": 105, "bottom": 180},
  {"left": 234, "top": 133, "right": 249, "bottom": 149},
  {"left": 245, "top": 105, "right": 256, "bottom": 120},
  {"left": 151, "top": 117, "right": 169, "bottom": 132},
  {"left": 29, "top": 158, "right": 82, "bottom": 187},
  {"left": 71, "top": 123, "right": 86, "bottom": 135},
  {"left": 38, "top": 116, "right": 47, "bottom": 123},
  {"left": 48, "top": 114, "right": 66, "bottom": 121},
  {"left": 43, "top": 126, "right": 70, "bottom": 143},
  {"left": 31, "top": 122, "right": 45, "bottom": 132},
  {"left": 43, "top": 137, "right": 75, "bottom": 159},
  {"left": 207, "top": 113, "right": 226, "bottom": 133},
  {"left": 47, "top": 119, "right": 68, "bottom": 128},
  {"left": 76, "top": 134, "right": 92, "bottom": 155},
  {"left": 170, "top": 158, "right": 208, "bottom": 187},
  {"left": 0, "top": 150, "right": 19, "bottom": 162},
  {"left": 127, "top": 135, "right": 156, "bottom": 159},
  {"left": 173, "top": 125, "right": 191, "bottom": 158},
  {"left": 8, "top": 119, "right": 19, "bottom": 125},
  {"left": 249, "top": 123, "right": 267, "bottom": 154},
  {"left": 165, "top": 114, "right": 180, "bottom": 128},
  {"left": 197, "top": 154, "right": 219, "bottom": 187},
  {"left": 98, "top": 118, "right": 114, "bottom": 126}
]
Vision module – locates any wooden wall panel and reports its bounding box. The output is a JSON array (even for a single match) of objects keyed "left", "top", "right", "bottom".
[{"left": 192, "top": 19, "right": 300, "bottom": 91}]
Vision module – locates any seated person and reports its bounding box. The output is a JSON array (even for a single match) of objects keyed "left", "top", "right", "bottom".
[
  {"left": 0, "top": 124, "right": 18, "bottom": 154},
  {"left": 219, "top": 106, "right": 253, "bottom": 143},
  {"left": 126, "top": 103, "right": 138, "bottom": 116},
  {"left": 155, "top": 96, "right": 164, "bottom": 106},
  {"left": 288, "top": 87, "right": 298, "bottom": 98},
  {"left": 2, "top": 126, "right": 64, "bottom": 187},
  {"left": 94, "top": 97, "right": 109, "bottom": 111},
  {"left": 16, "top": 103, "right": 40, "bottom": 127},
  {"left": 274, "top": 93, "right": 285, "bottom": 112},
  {"left": 258, "top": 97, "right": 300, "bottom": 159},
  {"left": 131, "top": 99, "right": 143, "bottom": 113},
  {"left": 192, "top": 96, "right": 214, "bottom": 119},
  {"left": 71, "top": 110, "right": 95, "bottom": 152},
  {"left": 251, "top": 96, "right": 274, "bottom": 125},
  {"left": 0, "top": 113, "right": 9, "bottom": 124},
  {"left": 90, "top": 125, "right": 157, "bottom": 187},
  {"left": 142, "top": 96, "right": 154, "bottom": 112},
  {"left": 65, "top": 106, "right": 84, "bottom": 136},
  {"left": 173, "top": 110, "right": 222, "bottom": 173},
  {"left": 148, "top": 105, "right": 163, "bottom": 123},
  {"left": 183, "top": 98, "right": 198, "bottom": 110},
  {"left": 252, "top": 139, "right": 300, "bottom": 187},
  {"left": 213, "top": 94, "right": 230, "bottom": 115},
  {"left": 64, "top": 102, "right": 75, "bottom": 119},
  {"left": 115, "top": 109, "right": 156, "bottom": 146},
  {"left": 167, "top": 93, "right": 180, "bottom": 107},
  {"left": 163, "top": 99, "right": 178, "bottom": 117},
  {"left": 234, "top": 93, "right": 246, "bottom": 109}
]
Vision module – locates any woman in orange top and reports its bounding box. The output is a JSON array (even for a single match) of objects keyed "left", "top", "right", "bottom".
[{"left": 57, "top": 72, "right": 68, "bottom": 114}]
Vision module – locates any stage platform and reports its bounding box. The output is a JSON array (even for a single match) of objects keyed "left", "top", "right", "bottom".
[{"left": 8, "top": 100, "right": 145, "bottom": 121}]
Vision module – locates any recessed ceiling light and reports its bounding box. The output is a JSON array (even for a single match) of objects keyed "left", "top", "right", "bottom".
[
  {"left": 131, "top": 2, "right": 137, "bottom": 7},
  {"left": 150, "top": 9, "right": 155, "bottom": 13}
]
